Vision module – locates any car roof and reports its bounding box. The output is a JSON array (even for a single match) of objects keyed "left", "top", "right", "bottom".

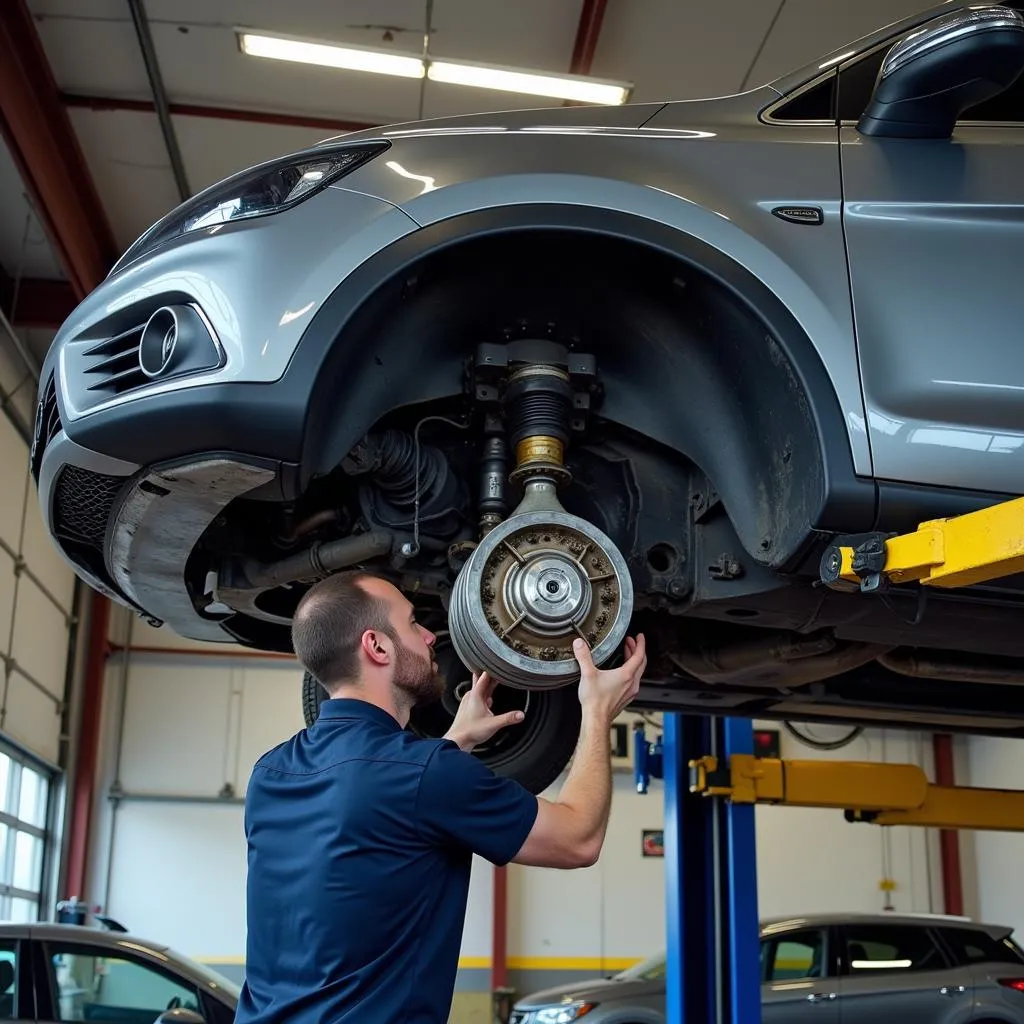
[
  {"left": 761, "top": 913, "right": 1015, "bottom": 939},
  {"left": 0, "top": 922, "right": 172, "bottom": 953}
]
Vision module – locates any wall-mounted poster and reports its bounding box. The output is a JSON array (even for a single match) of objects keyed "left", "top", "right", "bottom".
[{"left": 642, "top": 829, "right": 664, "bottom": 857}]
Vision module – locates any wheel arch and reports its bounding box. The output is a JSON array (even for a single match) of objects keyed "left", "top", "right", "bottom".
[{"left": 294, "top": 204, "right": 877, "bottom": 568}]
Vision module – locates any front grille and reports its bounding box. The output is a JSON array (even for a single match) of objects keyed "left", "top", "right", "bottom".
[
  {"left": 53, "top": 465, "right": 126, "bottom": 548},
  {"left": 82, "top": 324, "right": 147, "bottom": 395},
  {"left": 30, "top": 373, "right": 61, "bottom": 479}
]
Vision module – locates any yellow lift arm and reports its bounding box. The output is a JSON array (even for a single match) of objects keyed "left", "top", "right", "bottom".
[
  {"left": 689, "top": 754, "right": 1024, "bottom": 832},
  {"left": 819, "top": 493, "right": 1024, "bottom": 592}
]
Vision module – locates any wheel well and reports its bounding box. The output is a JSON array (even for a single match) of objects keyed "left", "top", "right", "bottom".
[{"left": 299, "top": 211, "right": 867, "bottom": 569}]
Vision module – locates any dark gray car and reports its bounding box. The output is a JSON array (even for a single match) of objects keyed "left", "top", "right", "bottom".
[
  {"left": 32, "top": 1, "right": 1024, "bottom": 793},
  {"left": 0, "top": 922, "right": 238, "bottom": 1024},
  {"left": 511, "top": 914, "right": 1024, "bottom": 1024}
]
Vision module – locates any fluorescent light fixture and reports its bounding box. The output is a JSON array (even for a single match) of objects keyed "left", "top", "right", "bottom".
[
  {"left": 236, "top": 29, "right": 632, "bottom": 105},
  {"left": 427, "top": 60, "right": 630, "bottom": 105},
  {"left": 238, "top": 32, "right": 424, "bottom": 79}
]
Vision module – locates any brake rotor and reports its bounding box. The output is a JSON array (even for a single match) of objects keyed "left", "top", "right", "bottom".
[{"left": 449, "top": 508, "right": 633, "bottom": 689}]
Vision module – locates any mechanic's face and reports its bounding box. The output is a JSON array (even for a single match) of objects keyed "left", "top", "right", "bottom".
[{"left": 376, "top": 581, "right": 441, "bottom": 705}]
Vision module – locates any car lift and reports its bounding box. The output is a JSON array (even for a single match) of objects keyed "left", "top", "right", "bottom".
[{"left": 634, "top": 496, "right": 1024, "bottom": 1024}]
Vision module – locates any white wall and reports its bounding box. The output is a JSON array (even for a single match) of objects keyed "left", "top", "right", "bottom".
[
  {"left": 87, "top": 632, "right": 943, "bottom": 972},
  {"left": 0, "top": 333, "right": 78, "bottom": 769},
  {"left": 963, "top": 736, "right": 1024, "bottom": 941}
]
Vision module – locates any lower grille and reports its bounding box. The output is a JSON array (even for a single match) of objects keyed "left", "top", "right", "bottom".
[
  {"left": 83, "top": 324, "right": 147, "bottom": 395},
  {"left": 53, "top": 466, "right": 126, "bottom": 548},
  {"left": 30, "top": 374, "right": 61, "bottom": 479}
]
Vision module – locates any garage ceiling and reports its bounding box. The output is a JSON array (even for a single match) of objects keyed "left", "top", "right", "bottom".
[{"left": 1, "top": 0, "right": 934, "bottom": 370}]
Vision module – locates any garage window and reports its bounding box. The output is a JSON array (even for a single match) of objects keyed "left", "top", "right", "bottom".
[{"left": 0, "top": 744, "right": 53, "bottom": 922}]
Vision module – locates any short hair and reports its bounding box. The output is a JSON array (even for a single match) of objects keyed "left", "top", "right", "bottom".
[{"left": 291, "top": 570, "right": 395, "bottom": 691}]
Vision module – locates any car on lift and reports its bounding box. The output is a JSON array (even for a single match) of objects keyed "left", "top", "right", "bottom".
[
  {"left": 0, "top": 921, "right": 238, "bottom": 1024},
  {"left": 510, "top": 913, "right": 1024, "bottom": 1024},
  {"left": 29, "top": 1, "right": 1024, "bottom": 793}
]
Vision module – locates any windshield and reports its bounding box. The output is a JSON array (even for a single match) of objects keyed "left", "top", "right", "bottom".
[{"left": 615, "top": 951, "right": 666, "bottom": 982}]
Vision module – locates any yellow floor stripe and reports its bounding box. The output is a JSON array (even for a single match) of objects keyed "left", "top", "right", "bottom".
[{"left": 196, "top": 955, "right": 643, "bottom": 971}]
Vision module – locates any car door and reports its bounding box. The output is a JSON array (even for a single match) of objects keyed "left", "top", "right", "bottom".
[
  {"left": 836, "top": 922, "right": 975, "bottom": 1024},
  {"left": 31, "top": 937, "right": 211, "bottom": 1024},
  {"left": 0, "top": 933, "right": 30, "bottom": 1024},
  {"left": 838, "top": 7, "right": 1024, "bottom": 496},
  {"left": 760, "top": 926, "right": 839, "bottom": 1023}
]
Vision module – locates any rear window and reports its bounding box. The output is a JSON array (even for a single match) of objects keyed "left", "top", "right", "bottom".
[{"left": 939, "top": 927, "right": 1024, "bottom": 966}]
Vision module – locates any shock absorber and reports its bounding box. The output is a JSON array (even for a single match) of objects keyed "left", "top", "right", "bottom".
[{"left": 450, "top": 345, "right": 633, "bottom": 690}]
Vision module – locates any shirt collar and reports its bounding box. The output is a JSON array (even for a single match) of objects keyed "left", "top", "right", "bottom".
[{"left": 314, "top": 697, "right": 403, "bottom": 732}]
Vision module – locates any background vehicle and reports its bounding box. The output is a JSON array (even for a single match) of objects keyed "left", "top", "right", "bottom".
[
  {"left": 31, "top": 2, "right": 1024, "bottom": 792},
  {"left": 0, "top": 922, "right": 238, "bottom": 1024},
  {"left": 510, "top": 914, "right": 1024, "bottom": 1024}
]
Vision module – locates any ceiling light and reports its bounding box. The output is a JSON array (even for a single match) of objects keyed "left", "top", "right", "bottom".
[
  {"left": 236, "top": 29, "right": 632, "bottom": 105},
  {"left": 426, "top": 60, "right": 629, "bottom": 105},
  {"left": 238, "top": 32, "right": 424, "bottom": 79}
]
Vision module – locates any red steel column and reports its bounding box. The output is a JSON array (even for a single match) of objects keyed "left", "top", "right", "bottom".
[
  {"left": 932, "top": 733, "right": 964, "bottom": 916},
  {"left": 492, "top": 865, "right": 509, "bottom": 989}
]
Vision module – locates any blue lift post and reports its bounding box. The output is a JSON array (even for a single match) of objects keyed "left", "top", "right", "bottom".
[{"left": 635, "top": 714, "right": 762, "bottom": 1024}]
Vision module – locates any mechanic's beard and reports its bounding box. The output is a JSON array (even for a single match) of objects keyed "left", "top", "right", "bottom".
[{"left": 392, "top": 638, "right": 444, "bottom": 708}]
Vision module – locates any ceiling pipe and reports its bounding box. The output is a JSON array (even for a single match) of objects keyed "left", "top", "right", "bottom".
[
  {"left": 125, "top": 0, "right": 191, "bottom": 201},
  {"left": 61, "top": 93, "right": 378, "bottom": 137}
]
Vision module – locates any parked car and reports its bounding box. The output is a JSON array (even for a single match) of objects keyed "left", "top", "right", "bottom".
[
  {"left": 0, "top": 922, "right": 238, "bottom": 1024},
  {"left": 31, "top": 1, "right": 1024, "bottom": 792},
  {"left": 510, "top": 913, "right": 1024, "bottom": 1023}
]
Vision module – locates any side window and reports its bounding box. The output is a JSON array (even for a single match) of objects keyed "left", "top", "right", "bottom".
[
  {"left": 764, "top": 928, "right": 826, "bottom": 982},
  {"left": 836, "top": 47, "right": 888, "bottom": 121},
  {"left": 843, "top": 925, "right": 947, "bottom": 975},
  {"left": 939, "top": 926, "right": 1024, "bottom": 966},
  {"left": 48, "top": 945, "right": 202, "bottom": 1024},
  {"left": 0, "top": 942, "right": 17, "bottom": 1019}
]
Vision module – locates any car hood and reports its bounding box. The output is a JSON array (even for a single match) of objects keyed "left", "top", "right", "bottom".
[
  {"left": 316, "top": 98, "right": 673, "bottom": 146},
  {"left": 515, "top": 976, "right": 659, "bottom": 1010}
]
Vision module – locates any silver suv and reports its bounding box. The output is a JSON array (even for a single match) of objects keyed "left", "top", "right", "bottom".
[
  {"left": 511, "top": 914, "right": 1024, "bottom": 1024},
  {"left": 31, "top": 2, "right": 1024, "bottom": 792}
]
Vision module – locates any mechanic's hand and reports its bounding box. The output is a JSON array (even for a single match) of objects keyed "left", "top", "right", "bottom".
[
  {"left": 574, "top": 634, "right": 647, "bottom": 723},
  {"left": 444, "top": 671, "right": 525, "bottom": 752}
]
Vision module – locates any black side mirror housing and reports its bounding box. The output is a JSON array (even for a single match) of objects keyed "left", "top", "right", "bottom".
[{"left": 859, "top": 5, "right": 1024, "bottom": 139}]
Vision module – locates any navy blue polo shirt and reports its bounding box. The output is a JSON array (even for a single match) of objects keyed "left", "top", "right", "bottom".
[{"left": 235, "top": 697, "right": 539, "bottom": 1024}]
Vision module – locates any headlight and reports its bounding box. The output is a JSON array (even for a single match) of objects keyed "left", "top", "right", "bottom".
[
  {"left": 535, "top": 1003, "right": 596, "bottom": 1024},
  {"left": 113, "top": 141, "right": 390, "bottom": 271}
]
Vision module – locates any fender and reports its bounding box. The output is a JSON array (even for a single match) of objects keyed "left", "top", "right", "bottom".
[{"left": 295, "top": 203, "right": 878, "bottom": 567}]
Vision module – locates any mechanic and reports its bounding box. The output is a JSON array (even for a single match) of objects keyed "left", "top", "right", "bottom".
[{"left": 235, "top": 568, "right": 646, "bottom": 1024}]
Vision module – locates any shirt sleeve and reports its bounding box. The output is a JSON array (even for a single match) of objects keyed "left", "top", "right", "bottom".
[{"left": 415, "top": 740, "right": 539, "bottom": 866}]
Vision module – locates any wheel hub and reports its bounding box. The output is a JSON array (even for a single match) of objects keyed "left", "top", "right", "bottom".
[{"left": 449, "top": 507, "right": 633, "bottom": 689}]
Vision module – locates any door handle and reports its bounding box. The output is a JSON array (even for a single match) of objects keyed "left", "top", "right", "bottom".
[
  {"left": 806, "top": 991, "right": 838, "bottom": 1003},
  {"left": 939, "top": 985, "right": 966, "bottom": 996}
]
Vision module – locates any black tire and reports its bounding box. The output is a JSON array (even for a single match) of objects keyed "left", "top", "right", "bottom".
[{"left": 300, "top": 653, "right": 581, "bottom": 795}]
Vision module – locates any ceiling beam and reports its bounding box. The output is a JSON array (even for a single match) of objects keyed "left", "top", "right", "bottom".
[
  {"left": 569, "top": 0, "right": 609, "bottom": 75},
  {"left": 0, "top": 266, "right": 75, "bottom": 329},
  {"left": 0, "top": 0, "right": 118, "bottom": 300},
  {"left": 62, "top": 93, "right": 379, "bottom": 137}
]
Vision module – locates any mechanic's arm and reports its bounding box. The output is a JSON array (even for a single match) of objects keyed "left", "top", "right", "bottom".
[{"left": 511, "top": 634, "right": 646, "bottom": 869}]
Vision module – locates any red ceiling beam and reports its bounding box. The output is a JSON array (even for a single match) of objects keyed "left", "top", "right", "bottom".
[
  {"left": 0, "top": 266, "right": 76, "bottom": 328},
  {"left": 569, "top": 0, "right": 609, "bottom": 75},
  {"left": 62, "top": 93, "right": 378, "bottom": 137},
  {"left": 0, "top": 2, "right": 118, "bottom": 300}
]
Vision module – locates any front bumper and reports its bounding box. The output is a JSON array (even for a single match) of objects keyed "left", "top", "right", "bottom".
[{"left": 31, "top": 185, "right": 420, "bottom": 639}]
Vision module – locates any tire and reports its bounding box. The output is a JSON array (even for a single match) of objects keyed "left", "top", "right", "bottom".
[{"left": 300, "top": 638, "right": 581, "bottom": 795}]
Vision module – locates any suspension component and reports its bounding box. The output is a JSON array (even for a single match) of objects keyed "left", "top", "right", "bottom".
[{"left": 451, "top": 344, "right": 633, "bottom": 689}]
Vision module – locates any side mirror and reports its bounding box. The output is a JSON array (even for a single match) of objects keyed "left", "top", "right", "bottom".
[{"left": 858, "top": 5, "right": 1024, "bottom": 139}]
